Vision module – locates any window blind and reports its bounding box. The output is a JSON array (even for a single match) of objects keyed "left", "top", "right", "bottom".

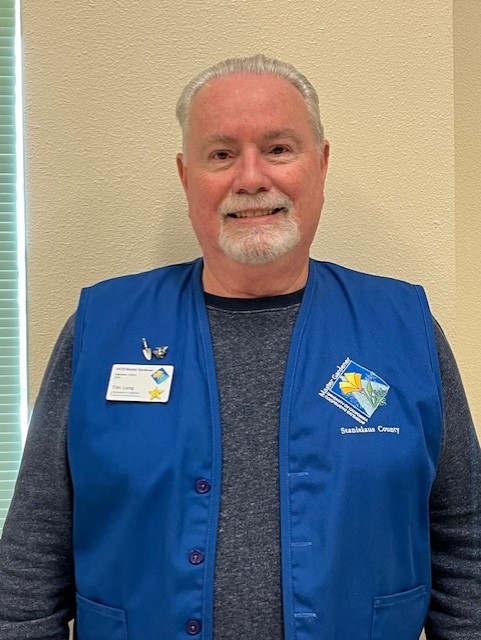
[{"left": 0, "top": 0, "right": 21, "bottom": 535}]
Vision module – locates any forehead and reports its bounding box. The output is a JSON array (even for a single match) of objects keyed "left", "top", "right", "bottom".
[{"left": 187, "top": 73, "right": 313, "bottom": 143}]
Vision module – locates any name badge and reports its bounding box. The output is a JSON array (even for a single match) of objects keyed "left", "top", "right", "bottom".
[{"left": 106, "top": 364, "right": 174, "bottom": 403}]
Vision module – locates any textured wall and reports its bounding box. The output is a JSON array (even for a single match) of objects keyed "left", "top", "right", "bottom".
[
  {"left": 21, "top": 1, "right": 473, "bottom": 432},
  {"left": 454, "top": 0, "right": 481, "bottom": 433}
]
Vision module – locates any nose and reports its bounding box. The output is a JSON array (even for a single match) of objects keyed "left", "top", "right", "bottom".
[{"left": 232, "top": 148, "right": 272, "bottom": 194}]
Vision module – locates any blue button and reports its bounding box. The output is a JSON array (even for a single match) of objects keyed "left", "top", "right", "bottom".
[
  {"left": 188, "top": 549, "right": 205, "bottom": 565},
  {"left": 186, "top": 619, "right": 201, "bottom": 635},
  {"left": 195, "top": 479, "right": 211, "bottom": 494}
]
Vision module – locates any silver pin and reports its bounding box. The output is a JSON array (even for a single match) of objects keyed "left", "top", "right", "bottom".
[
  {"left": 152, "top": 345, "right": 168, "bottom": 359},
  {"left": 142, "top": 338, "right": 168, "bottom": 361},
  {"left": 142, "top": 337, "right": 152, "bottom": 361}
]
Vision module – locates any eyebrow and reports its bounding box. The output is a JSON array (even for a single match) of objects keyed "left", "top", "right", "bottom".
[
  {"left": 203, "top": 129, "right": 303, "bottom": 146},
  {"left": 261, "top": 129, "right": 302, "bottom": 144},
  {"left": 203, "top": 134, "right": 237, "bottom": 146}
]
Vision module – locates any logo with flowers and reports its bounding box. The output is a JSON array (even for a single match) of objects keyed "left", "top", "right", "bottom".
[
  {"left": 339, "top": 371, "right": 388, "bottom": 412},
  {"left": 319, "top": 358, "right": 390, "bottom": 424}
]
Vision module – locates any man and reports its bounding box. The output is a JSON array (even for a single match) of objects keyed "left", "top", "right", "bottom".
[{"left": 0, "top": 54, "right": 479, "bottom": 640}]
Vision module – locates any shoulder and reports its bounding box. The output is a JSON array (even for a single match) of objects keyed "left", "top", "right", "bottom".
[
  {"left": 310, "top": 259, "right": 421, "bottom": 290},
  {"left": 309, "top": 260, "right": 427, "bottom": 309},
  {"left": 82, "top": 258, "right": 202, "bottom": 296}
]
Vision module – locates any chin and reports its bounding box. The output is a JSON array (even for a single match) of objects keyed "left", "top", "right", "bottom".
[{"left": 219, "top": 216, "right": 301, "bottom": 265}]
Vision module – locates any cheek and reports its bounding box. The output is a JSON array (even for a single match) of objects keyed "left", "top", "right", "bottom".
[
  {"left": 290, "top": 178, "right": 322, "bottom": 211},
  {"left": 278, "top": 164, "right": 322, "bottom": 200},
  {"left": 186, "top": 182, "right": 222, "bottom": 234},
  {"left": 188, "top": 177, "right": 227, "bottom": 213},
  {"left": 277, "top": 167, "right": 303, "bottom": 193}
]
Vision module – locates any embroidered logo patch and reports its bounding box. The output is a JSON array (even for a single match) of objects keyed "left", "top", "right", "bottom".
[{"left": 319, "top": 358, "right": 390, "bottom": 425}]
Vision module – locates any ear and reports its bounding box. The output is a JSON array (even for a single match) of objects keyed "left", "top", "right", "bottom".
[
  {"left": 320, "top": 140, "right": 330, "bottom": 175},
  {"left": 176, "top": 153, "right": 188, "bottom": 192}
]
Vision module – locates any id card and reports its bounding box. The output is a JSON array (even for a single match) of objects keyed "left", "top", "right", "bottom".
[{"left": 106, "top": 364, "right": 174, "bottom": 403}]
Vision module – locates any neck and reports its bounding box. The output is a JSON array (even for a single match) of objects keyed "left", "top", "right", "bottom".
[{"left": 201, "top": 254, "right": 310, "bottom": 298}]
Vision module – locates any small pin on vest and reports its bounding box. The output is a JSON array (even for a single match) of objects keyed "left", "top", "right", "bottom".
[
  {"left": 142, "top": 338, "right": 168, "bottom": 361},
  {"left": 152, "top": 345, "right": 169, "bottom": 359}
]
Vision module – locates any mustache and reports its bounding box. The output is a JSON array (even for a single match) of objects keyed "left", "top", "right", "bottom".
[{"left": 218, "top": 191, "right": 293, "bottom": 217}]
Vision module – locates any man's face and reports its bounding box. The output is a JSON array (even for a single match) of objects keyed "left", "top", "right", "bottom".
[{"left": 177, "top": 73, "right": 329, "bottom": 269}]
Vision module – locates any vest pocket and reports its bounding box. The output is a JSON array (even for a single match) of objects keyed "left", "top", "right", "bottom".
[
  {"left": 371, "top": 585, "right": 428, "bottom": 640},
  {"left": 76, "top": 593, "right": 128, "bottom": 640}
]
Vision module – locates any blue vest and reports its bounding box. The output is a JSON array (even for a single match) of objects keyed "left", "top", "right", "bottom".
[{"left": 68, "top": 258, "right": 443, "bottom": 640}]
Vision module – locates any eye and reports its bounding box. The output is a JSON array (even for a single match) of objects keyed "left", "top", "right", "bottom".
[
  {"left": 211, "top": 150, "right": 232, "bottom": 161},
  {"left": 269, "top": 145, "right": 290, "bottom": 156}
]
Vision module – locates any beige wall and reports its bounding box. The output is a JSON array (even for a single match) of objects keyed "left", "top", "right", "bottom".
[
  {"left": 454, "top": 0, "right": 481, "bottom": 436},
  {"left": 21, "top": 1, "right": 480, "bottom": 436}
]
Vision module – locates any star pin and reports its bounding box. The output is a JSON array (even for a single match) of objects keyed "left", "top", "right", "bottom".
[{"left": 149, "top": 388, "right": 163, "bottom": 400}]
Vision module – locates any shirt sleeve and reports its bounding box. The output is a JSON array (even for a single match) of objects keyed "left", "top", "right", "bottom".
[
  {"left": 0, "top": 315, "right": 479, "bottom": 640},
  {"left": 0, "top": 317, "right": 75, "bottom": 640},
  {"left": 425, "top": 320, "right": 481, "bottom": 639}
]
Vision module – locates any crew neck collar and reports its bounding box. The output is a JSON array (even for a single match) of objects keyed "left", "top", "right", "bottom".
[{"left": 204, "top": 288, "right": 305, "bottom": 311}]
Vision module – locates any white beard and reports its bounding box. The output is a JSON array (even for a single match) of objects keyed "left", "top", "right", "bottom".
[
  {"left": 219, "top": 212, "right": 301, "bottom": 265},
  {"left": 217, "top": 190, "right": 300, "bottom": 265}
]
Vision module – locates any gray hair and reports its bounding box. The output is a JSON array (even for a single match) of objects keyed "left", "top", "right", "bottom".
[{"left": 176, "top": 53, "right": 324, "bottom": 152}]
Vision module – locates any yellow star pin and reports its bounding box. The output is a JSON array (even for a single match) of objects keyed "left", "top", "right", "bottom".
[{"left": 149, "top": 388, "right": 163, "bottom": 400}]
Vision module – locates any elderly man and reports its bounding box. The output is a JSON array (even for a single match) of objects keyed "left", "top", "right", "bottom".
[{"left": 0, "top": 54, "right": 479, "bottom": 640}]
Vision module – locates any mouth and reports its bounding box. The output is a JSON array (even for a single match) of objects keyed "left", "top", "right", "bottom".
[{"left": 226, "top": 207, "right": 287, "bottom": 219}]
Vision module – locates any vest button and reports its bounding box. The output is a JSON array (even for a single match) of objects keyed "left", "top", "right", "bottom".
[
  {"left": 186, "top": 619, "right": 201, "bottom": 635},
  {"left": 188, "top": 549, "right": 205, "bottom": 565},
  {"left": 195, "top": 479, "right": 211, "bottom": 494}
]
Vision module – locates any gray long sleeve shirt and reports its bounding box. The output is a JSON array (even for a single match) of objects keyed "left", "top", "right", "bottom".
[{"left": 0, "top": 295, "right": 480, "bottom": 639}]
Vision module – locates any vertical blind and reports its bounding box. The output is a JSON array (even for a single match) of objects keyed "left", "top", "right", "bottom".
[{"left": 0, "top": 0, "right": 21, "bottom": 535}]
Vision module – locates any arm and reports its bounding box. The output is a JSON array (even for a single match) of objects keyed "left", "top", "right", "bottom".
[
  {"left": 425, "top": 321, "right": 481, "bottom": 639},
  {"left": 0, "top": 317, "right": 75, "bottom": 640}
]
